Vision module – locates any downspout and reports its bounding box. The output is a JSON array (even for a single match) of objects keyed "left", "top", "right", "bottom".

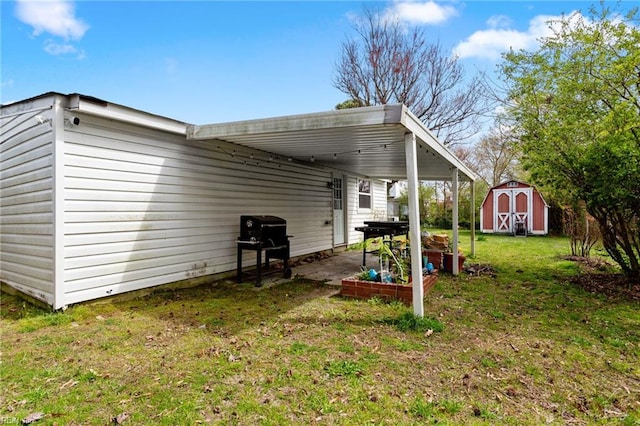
[{"left": 404, "top": 133, "right": 424, "bottom": 317}]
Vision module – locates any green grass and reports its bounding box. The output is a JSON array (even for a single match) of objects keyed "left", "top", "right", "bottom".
[{"left": 1, "top": 232, "right": 638, "bottom": 425}]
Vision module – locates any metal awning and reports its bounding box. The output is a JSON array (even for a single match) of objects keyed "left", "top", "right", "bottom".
[
  {"left": 187, "top": 104, "right": 475, "bottom": 182},
  {"left": 187, "top": 103, "right": 476, "bottom": 317}
]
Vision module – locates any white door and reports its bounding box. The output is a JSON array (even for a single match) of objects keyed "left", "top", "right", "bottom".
[
  {"left": 333, "top": 177, "right": 345, "bottom": 245},
  {"left": 493, "top": 188, "right": 533, "bottom": 233},
  {"left": 495, "top": 191, "right": 512, "bottom": 233}
]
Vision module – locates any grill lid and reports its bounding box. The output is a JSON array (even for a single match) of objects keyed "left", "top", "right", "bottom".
[{"left": 240, "top": 215, "right": 287, "bottom": 244}]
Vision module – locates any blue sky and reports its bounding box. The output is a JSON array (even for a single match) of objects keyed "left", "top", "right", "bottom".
[{"left": 1, "top": 1, "right": 628, "bottom": 125}]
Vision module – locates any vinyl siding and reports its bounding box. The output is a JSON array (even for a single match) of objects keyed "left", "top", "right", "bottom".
[
  {"left": 0, "top": 96, "right": 56, "bottom": 305},
  {"left": 61, "top": 112, "right": 333, "bottom": 305},
  {"left": 346, "top": 176, "right": 388, "bottom": 244}
]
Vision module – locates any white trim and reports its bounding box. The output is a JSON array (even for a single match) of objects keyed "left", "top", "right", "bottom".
[
  {"left": 52, "top": 97, "right": 66, "bottom": 310},
  {"left": 492, "top": 188, "right": 534, "bottom": 234},
  {"left": 188, "top": 104, "right": 399, "bottom": 139},
  {"left": 494, "top": 190, "right": 510, "bottom": 232},
  {"left": 357, "top": 178, "right": 372, "bottom": 211},
  {"left": 332, "top": 174, "right": 346, "bottom": 246},
  {"left": 68, "top": 94, "right": 187, "bottom": 135}
]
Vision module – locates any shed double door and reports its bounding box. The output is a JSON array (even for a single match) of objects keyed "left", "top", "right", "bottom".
[{"left": 494, "top": 188, "right": 532, "bottom": 233}]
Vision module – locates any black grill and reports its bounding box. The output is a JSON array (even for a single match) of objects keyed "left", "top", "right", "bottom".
[
  {"left": 236, "top": 215, "right": 292, "bottom": 286},
  {"left": 240, "top": 215, "right": 288, "bottom": 246}
]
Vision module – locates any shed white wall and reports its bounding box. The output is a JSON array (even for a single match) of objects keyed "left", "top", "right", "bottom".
[
  {"left": 0, "top": 96, "right": 56, "bottom": 305},
  {"left": 346, "top": 176, "right": 388, "bottom": 244},
  {"left": 61, "top": 111, "right": 334, "bottom": 306}
]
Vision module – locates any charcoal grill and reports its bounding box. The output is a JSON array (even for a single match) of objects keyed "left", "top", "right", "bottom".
[{"left": 236, "top": 215, "right": 292, "bottom": 286}]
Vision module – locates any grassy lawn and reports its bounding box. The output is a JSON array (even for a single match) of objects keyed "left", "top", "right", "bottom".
[{"left": 1, "top": 232, "right": 638, "bottom": 425}]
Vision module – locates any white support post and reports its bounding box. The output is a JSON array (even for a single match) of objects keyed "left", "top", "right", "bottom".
[
  {"left": 471, "top": 179, "right": 476, "bottom": 257},
  {"left": 452, "top": 168, "right": 459, "bottom": 275},
  {"left": 405, "top": 133, "right": 424, "bottom": 317}
]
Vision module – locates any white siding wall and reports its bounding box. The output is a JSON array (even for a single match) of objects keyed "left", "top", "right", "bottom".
[
  {"left": 0, "top": 96, "right": 56, "bottom": 305},
  {"left": 346, "top": 176, "right": 388, "bottom": 244},
  {"left": 62, "top": 112, "right": 333, "bottom": 305}
]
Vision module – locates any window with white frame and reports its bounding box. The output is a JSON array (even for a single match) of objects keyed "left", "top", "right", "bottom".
[{"left": 358, "top": 179, "right": 371, "bottom": 209}]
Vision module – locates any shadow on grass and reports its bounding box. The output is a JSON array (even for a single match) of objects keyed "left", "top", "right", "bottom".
[{"left": 0, "top": 277, "right": 345, "bottom": 337}]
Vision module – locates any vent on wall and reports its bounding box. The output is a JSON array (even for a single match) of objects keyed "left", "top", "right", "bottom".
[{"left": 507, "top": 181, "right": 518, "bottom": 188}]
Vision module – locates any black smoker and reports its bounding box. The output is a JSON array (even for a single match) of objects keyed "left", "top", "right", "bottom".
[{"left": 236, "top": 215, "right": 292, "bottom": 286}]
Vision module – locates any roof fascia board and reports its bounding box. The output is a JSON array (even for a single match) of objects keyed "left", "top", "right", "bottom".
[
  {"left": 491, "top": 179, "right": 530, "bottom": 190},
  {"left": 188, "top": 104, "right": 404, "bottom": 140},
  {"left": 402, "top": 107, "right": 476, "bottom": 182},
  {"left": 67, "top": 94, "right": 187, "bottom": 135}
]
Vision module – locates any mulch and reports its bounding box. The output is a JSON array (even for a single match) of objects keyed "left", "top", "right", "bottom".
[
  {"left": 567, "top": 273, "right": 640, "bottom": 301},
  {"left": 562, "top": 255, "right": 640, "bottom": 301}
]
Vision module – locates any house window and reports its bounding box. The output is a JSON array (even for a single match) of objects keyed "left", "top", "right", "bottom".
[{"left": 358, "top": 179, "right": 371, "bottom": 209}]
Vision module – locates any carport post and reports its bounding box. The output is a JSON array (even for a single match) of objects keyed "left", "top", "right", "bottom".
[
  {"left": 471, "top": 180, "right": 476, "bottom": 256},
  {"left": 452, "top": 168, "right": 459, "bottom": 275},
  {"left": 405, "top": 132, "right": 424, "bottom": 317}
]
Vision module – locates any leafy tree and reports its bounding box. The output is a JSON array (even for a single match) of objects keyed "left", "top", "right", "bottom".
[
  {"left": 500, "top": 5, "right": 640, "bottom": 278},
  {"left": 335, "top": 99, "right": 363, "bottom": 110},
  {"left": 334, "top": 7, "right": 490, "bottom": 146},
  {"left": 397, "top": 182, "right": 436, "bottom": 225}
]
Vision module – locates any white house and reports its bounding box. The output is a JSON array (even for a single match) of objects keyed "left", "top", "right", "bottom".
[{"left": 1, "top": 92, "right": 475, "bottom": 311}]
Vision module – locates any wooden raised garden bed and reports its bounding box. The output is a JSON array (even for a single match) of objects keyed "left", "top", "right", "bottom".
[{"left": 340, "top": 271, "right": 438, "bottom": 305}]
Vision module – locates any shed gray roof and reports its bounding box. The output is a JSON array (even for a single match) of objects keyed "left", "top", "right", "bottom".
[{"left": 188, "top": 104, "right": 476, "bottom": 182}]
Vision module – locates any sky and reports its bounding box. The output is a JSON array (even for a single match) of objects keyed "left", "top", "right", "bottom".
[{"left": 1, "top": 0, "right": 632, "bottom": 126}]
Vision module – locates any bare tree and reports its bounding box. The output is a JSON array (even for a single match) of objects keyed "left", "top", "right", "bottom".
[
  {"left": 334, "top": 8, "right": 491, "bottom": 146},
  {"left": 472, "top": 122, "right": 522, "bottom": 186}
]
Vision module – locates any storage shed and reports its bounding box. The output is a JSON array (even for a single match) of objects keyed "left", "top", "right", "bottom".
[
  {"left": 1, "top": 92, "right": 476, "bottom": 311},
  {"left": 480, "top": 180, "right": 548, "bottom": 235}
]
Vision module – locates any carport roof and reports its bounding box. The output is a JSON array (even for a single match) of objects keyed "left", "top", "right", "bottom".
[{"left": 187, "top": 104, "right": 476, "bottom": 182}]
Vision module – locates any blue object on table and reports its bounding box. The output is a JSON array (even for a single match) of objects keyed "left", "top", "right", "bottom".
[{"left": 426, "top": 262, "right": 434, "bottom": 274}]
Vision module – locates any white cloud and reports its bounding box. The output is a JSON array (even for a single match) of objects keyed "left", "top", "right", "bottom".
[
  {"left": 454, "top": 13, "right": 572, "bottom": 60},
  {"left": 16, "top": 0, "right": 89, "bottom": 40},
  {"left": 44, "top": 39, "right": 77, "bottom": 55},
  {"left": 390, "top": 1, "right": 459, "bottom": 25},
  {"left": 486, "top": 15, "right": 512, "bottom": 29}
]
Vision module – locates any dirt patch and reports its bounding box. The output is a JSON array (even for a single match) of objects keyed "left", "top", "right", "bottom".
[
  {"left": 560, "top": 255, "right": 612, "bottom": 272},
  {"left": 463, "top": 263, "right": 497, "bottom": 278},
  {"left": 562, "top": 256, "right": 640, "bottom": 301},
  {"left": 568, "top": 273, "right": 640, "bottom": 301}
]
